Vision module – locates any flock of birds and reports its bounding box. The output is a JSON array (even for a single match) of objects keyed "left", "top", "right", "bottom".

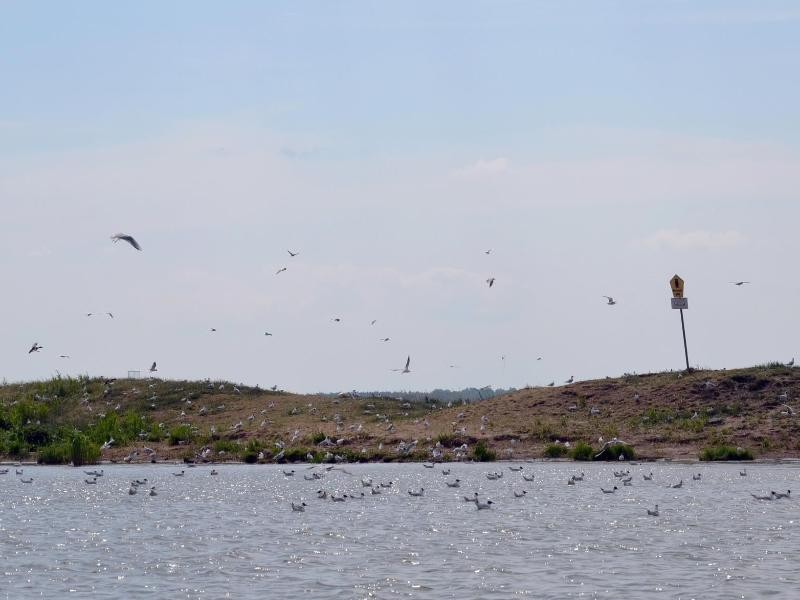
[
  {"left": 4, "top": 462, "right": 790, "bottom": 519},
  {"left": 21, "top": 233, "right": 777, "bottom": 391}
]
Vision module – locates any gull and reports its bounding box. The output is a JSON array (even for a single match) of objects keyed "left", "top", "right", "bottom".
[
  {"left": 408, "top": 487, "right": 424, "bottom": 497},
  {"left": 476, "top": 499, "right": 493, "bottom": 510},
  {"left": 291, "top": 502, "right": 307, "bottom": 512},
  {"left": 485, "top": 249, "right": 492, "bottom": 255},
  {"left": 572, "top": 473, "right": 584, "bottom": 481},
  {"left": 547, "top": 381, "right": 554, "bottom": 387},
  {"left": 780, "top": 404, "right": 796, "bottom": 416},
  {"left": 647, "top": 504, "right": 659, "bottom": 516},
  {"left": 371, "top": 319, "right": 377, "bottom": 325},
  {"left": 508, "top": 466, "right": 523, "bottom": 472},
  {"left": 275, "top": 267, "right": 287, "bottom": 275},
  {"left": 283, "top": 469, "right": 295, "bottom": 476},
  {"left": 787, "top": 358, "right": 795, "bottom": 367},
  {"left": 380, "top": 338, "right": 390, "bottom": 342},
  {"left": 692, "top": 473, "right": 701, "bottom": 481},
  {"left": 128, "top": 486, "right": 137, "bottom": 495},
  {"left": 729, "top": 281, "right": 750, "bottom": 286},
  {"left": 59, "top": 355, "right": 70, "bottom": 359},
  {"left": 565, "top": 376, "right": 574, "bottom": 384},
  {"left": 211, "top": 469, "right": 219, "bottom": 475},
  {"left": 332, "top": 317, "right": 341, "bottom": 323},
  {"left": 149, "top": 487, "right": 157, "bottom": 496},
  {"left": 740, "top": 469, "right": 747, "bottom": 477},
  {"left": 111, "top": 233, "right": 142, "bottom": 251},
  {"left": 442, "top": 468, "right": 451, "bottom": 475},
  {"left": 522, "top": 473, "right": 535, "bottom": 482},
  {"left": 371, "top": 487, "right": 382, "bottom": 495},
  {"left": 316, "top": 490, "right": 327, "bottom": 499},
  {"left": 392, "top": 356, "right": 411, "bottom": 374},
  {"left": 445, "top": 479, "right": 461, "bottom": 488},
  {"left": 264, "top": 332, "right": 273, "bottom": 336},
  {"left": 463, "top": 492, "right": 479, "bottom": 503},
  {"left": 751, "top": 492, "right": 775, "bottom": 501},
  {"left": 773, "top": 490, "right": 791, "bottom": 499},
  {"left": 671, "top": 480, "right": 683, "bottom": 489},
  {"left": 20, "top": 478, "right": 33, "bottom": 484},
  {"left": 486, "top": 277, "right": 495, "bottom": 288},
  {"left": 28, "top": 342, "right": 43, "bottom": 354},
  {"left": 106, "top": 312, "right": 114, "bottom": 318},
  {"left": 643, "top": 472, "right": 653, "bottom": 481},
  {"left": 567, "top": 477, "right": 575, "bottom": 485},
  {"left": 287, "top": 250, "right": 299, "bottom": 257},
  {"left": 603, "top": 296, "right": 616, "bottom": 306},
  {"left": 600, "top": 487, "right": 617, "bottom": 494},
  {"left": 173, "top": 470, "right": 185, "bottom": 476},
  {"left": 85, "top": 478, "right": 97, "bottom": 484},
  {"left": 149, "top": 362, "right": 157, "bottom": 373},
  {"left": 210, "top": 328, "right": 217, "bottom": 332},
  {"left": 513, "top": 490, "right": 527, "bottom": 498}
]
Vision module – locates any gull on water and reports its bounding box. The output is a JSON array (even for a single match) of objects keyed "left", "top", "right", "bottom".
[
  {"left": 408, "top": 487, "right": 424, "bottom": 497},
  {"left": 291, "top": 502, "right": 307, "bottom": 512},
  {"left": 513, "top": 490, "right": 527, "bottom": 498},
  {"left": 773, "top": 490, "right": 791, "bottom": 499},
  {"left": 643, "top": 472, "right": 653, "bottom": 481},
  {"left": 476, "top": 499, "right": 494, "bottom": 510},
  {"left": 751, "top": 492, "right": 775, "bottom": 501},
  {"left": 671, "top": 480, "right": 683, "bottom": 489},
  {"left": 445, "top": 479, "right": 461, "bottom": 488},
  {"left": 601, "top": 487, "right": 618, "bottom": 494},
  {"left": 111, "top": 233, "right": 142, "bottom": 250},
  {"left": 647, "top": 504, "right": 659, "bottom": 516},
  {"left": 149, "top": 487, "right": 157, "bottom": 496}
]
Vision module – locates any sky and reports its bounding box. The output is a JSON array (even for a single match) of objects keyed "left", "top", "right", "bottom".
[{"left": 1, "top": 1, "right": 799, "bottom": 393}]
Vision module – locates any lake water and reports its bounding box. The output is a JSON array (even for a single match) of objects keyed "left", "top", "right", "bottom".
[{"left": 1, "top": 462, "right": 798, "bottom": 599}]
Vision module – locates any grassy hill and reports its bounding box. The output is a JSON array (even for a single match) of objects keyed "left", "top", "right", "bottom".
[{"left": 1, "top": 364, "right": 798, "bottom": 464}]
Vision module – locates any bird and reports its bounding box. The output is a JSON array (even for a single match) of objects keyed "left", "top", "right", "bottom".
[
  {"left": 643, "top": 472, "right": 653, "bottom": 481},
  {"left": 59, "top": 354, "right": 70, "bottom": 359},
  {"left": 773, "top": 490, "right": 791, "bottom": 499},
  {"left": 565, "top": 376, "right": 574, "bottom": 384},
  {"left": 729, "top": 281, "right": 750, "bottom": 286},
  {"left": 513, "top": 490, "right": 527, "bottom": 498},
  {"left": 647, "top": 504, "right": 659, "bottom": 516},
  {"left": 603, "top": 296, "right": 616, "bottom": 305},
  {"left": 392, "top": 356, "right": 411, "bottom": 374},
  {"left": 291, "top": 502, "right": 307, "bottom": 512},
  {"left": 28, "top": 342, "right": 43, "bottom": 354},
  {"left": 106, "top": 312, "right": 114, "bottom": 319},
  {"left": 264, "top": 332, "right": 273, "bottom": 336},
  {"left": 787, "top": 358, "right": 795, "bottom": 367},
  {"left": 149, "top": 362, "right": 157, "bottom": 372},
  {"left": 671, "top": 480, "right": 683, "bottom": 489},
  {"left": 486, "top": 277, "right": 495, "bottom": 288},
  {"left": 332, "top": 318, "right": 341, "bottom": 323},
  {"left": 275, "top": 267, "right": 287, "bottom": 275},
  {"left": 210, "top": 328, "right": 217, "bottom": 332},
  {"left": 476, "top": 499, "right": 493, "bottom": 510},
  {"left": 485, "top": 249, "right": 492, "bottom": 255},
  {"left": 547, "top": 381, "right": 554, "bottom": 387},
  {"left": 370, "top": 320, "right": 377, "bottom": 325},
  {"left": 601, "top": 487, "right": 617, "bottom": 494},
  {"left": 751, "top": 492, "right": 775, "bottom": 501},
  {"left": 408, "top": 488, "right": 424, "bottom": 497},
  {"left": 111, "top": 233, "right": 141, "bottom": 250},
  {"left": 740, "top": 469, "right": 747, "bottom": 477},
  {"left": 149, "top": 487, "right": 157, "bottom": 496},
  {"left": 380, "top": 337, "right": 390, "bottom": 342},
  {"left": 173, "top": 470, "right": 185, "bottom": 476},
  {"left": 287, "top": 250, "right": 299, "bottom": 257},
  {"left": 445, "top": 479, "right": 461, "bottom": 488}
]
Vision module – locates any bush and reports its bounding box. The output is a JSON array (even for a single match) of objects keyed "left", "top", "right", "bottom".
[
  {"left": 543, "top": 443, "right": 569, "bottom": 458},
  {"left": 168, "top": 425, "right": 194, "bottom": 445},
  {"left": 570, "top": 442, "right": 594, "bottom": 461},
  {"left": 242, "top": 450, "right": 259, "bottom": 463},
  {"left": 594, "top": 443, "right": 636, "bottom": 461},
  {"left": 473, "top": 441, "right": 496, "bottom": 462},
  {"left": 699, "top": 445, "right": 754, "bottom": 461},
  {"left": 310, "top": 432, "right": 326, "bottom": 444},
  {"left": 69, "top": 432, "right": 99, "bottom": 466},
  {"left": 38, "top": 443, "right": 69, "bottom": 464}
]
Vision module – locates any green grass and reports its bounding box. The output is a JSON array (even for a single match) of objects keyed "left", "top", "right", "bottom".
[
  {"left": 473, "top": 441, "right": 496, "bottom": 462},
  {"left": 699, "top": 445, "right": 754, "bottom": 461},
  {"left": 543, "top": 443, "right": 569, "bottom": 458},
  {"left": 570, "top": 442, "right": 594, "bottom": 461}
]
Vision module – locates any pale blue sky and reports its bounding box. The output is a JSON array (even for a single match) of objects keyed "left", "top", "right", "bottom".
[{"left": 2, "top": 1, "right": 799, "bottom": 391}]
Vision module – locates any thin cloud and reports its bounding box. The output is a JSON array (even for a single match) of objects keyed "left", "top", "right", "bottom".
[{"left": 639, "top": 229, "right": 747, "bottom": 251}]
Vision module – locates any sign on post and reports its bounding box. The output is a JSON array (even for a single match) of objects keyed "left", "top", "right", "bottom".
[{"left": 669, "top": 275, "right": 690, "bottom": 371}]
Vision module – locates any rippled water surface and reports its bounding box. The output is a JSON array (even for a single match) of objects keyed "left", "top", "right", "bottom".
[{"left": 1, "top": 462, "right": 798, "bottom": 599}]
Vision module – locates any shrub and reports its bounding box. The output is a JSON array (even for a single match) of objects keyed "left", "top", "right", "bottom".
[
  {"left": 242, "top": 450, "right": 259, "bottom": 464},
  {"left": 213, "top": 439, "right": 241, "bottom": 455},
  {"left": 473, "top": 441, "right": 496, "bottom": 462},
  {"left": 168, "top": 425, "right": 194, "bottom": 445},
  {"left": 38, "top": 443, "right": 69, "bottom": 464},
  {"left": 699, "top": 445, "right": 754, "bottom": 461},
  {"left": 570, "top": 442, "right": 595, "bottom": 461},
  {"left": 310, "top": 432, "right": 326, "bottom": 444},
  {"left": 543, "top": 443, "right": 569, "bottom": 458},
  {"left": 69, "top": 432, "right": 99, "bottom": 466},
  {"left": 595, "top": 443, "right": 635, "bottom": 461}
]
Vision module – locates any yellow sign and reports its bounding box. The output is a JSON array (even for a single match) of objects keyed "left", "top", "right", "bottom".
[{"left": 670, "top": 274, "right": 685, "bottom": 298}]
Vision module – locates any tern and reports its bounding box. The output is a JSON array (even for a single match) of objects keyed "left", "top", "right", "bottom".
[
  {"left": 111, "top": 233, "right": 142, "bottom": 250},
  {"left": 476, "top": 499, "right": 493, "bottom": 510},
  {"left": 486, "top": 277, "right": 495, "bottom": 288},
  {"left": 392, "top": 356, "right": 411, "bottom": 374},
  {"left": 603, "top": 296, "right": 616, "bottom": 305},
  {"left": 28, "top": 342, "right": 43, "bottom": 354},
  {"left": 729, "top": 281, "right": 750, "bottom": 286},
  {"left": 287, "top": 250, "right": 299, "bottom": 257},
  {"left": 275, "top": 267, "right": 287, "bottom": 275}
]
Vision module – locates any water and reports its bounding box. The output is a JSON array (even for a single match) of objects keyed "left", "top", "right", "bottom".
[{"left": 1, "top": 462, "right": 797, "bottom": 599}]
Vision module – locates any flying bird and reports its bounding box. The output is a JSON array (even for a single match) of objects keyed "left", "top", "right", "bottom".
[
  {"left": 264, "top": 332, "right": 273, "bottom": 336},
  {"left": 603, "top": 296, "right": 616, "bottom": 306},
  {"left": 392, "top": 356, "right": 411, "bottom": 374},
  {"left": 110, "top": 233, "right": 142, "bottom": 251},
  {"left": 275, "top": 267, "right": 287, "bottom": 275},
  {"left": 371, "top": 320, "right": 377, "bottom": 325},
  {"left": 485, "top": 249, "right": 492, "bottom": 255},
  {"left": 380, "top": 338, "right": 390, "bottom": 342},
  {"left": 287, "top": 250, "right": 299, "bottom": 257},
  {"left": 149, "top": 362, "right": 157, "bottom": 372},
  {"left": 332, "top": 318, "right": 341, "bottom": 323},
  {"left": 106, "top": 312, "right": 114, "bottom": 318},
  {"left": 486, "top": 277, "right": 495, "bottom": 288},
  {"left": 28, "top": 343, "right": 42, "bottom": 354},
  {"left": 59, "top": 354, "right": 70, "bottom": 359},
  {"left": 729, "top": 281, "right": 750, "bottom": 286},
  {"left": 210, "top": 328, "right": 216, "bottom": 332}
]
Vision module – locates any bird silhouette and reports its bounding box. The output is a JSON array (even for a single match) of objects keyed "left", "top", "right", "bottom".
[
  {"left": 486, "top": 277, "right": 495, "bottom": 287},
  {"left": 149, "top": 361, "right": 157, "bottom": 372},
  {"left": 110, "top": 233, "right": 141, "bottom": 250}
]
